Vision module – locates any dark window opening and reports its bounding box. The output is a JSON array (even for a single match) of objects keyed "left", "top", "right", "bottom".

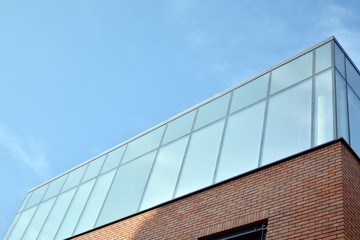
[{"left": 200, "top": 222, "right": 267, "bottom": 240}]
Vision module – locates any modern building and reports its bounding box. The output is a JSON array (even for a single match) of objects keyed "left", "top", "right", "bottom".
[{"left": 3, "top": 36, "right": 360, "bottom": 240}]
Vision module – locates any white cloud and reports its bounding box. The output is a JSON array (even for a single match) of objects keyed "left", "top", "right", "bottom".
[{"left": 0, "top": 124, "right": 50, "bottom": 179}]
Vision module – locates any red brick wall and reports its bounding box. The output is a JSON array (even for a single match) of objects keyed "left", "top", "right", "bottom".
[
  {"left": 72, "top": 140, "right": 360, "bottom": 240},
  {"left": 342, "top": 144, "right": 360, "bottom": 239}
]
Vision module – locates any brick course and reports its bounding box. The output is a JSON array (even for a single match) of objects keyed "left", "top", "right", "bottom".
[{"left": 71, "top": 140, "right": 360, "bottom": 240}]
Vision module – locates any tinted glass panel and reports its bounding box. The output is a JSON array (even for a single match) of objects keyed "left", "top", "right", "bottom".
[
  {"left": 81, "top": 155, "right": 106, "bottom": 182},
  {"left": 335, "top": 43, "right": 346, "bottom": 77},
  {"left": 231, "top": 74, "right": 268, "bottom": 113},
  {"left": 25, "top": 184, "right": 48, "bottom": 209},
  {"left": 216, "top": 101, "right": 265, "bottom": 182},
  {"left": 122, "top": 126, "right": 165, "bottom": 163},
  {"left": 175, "top": 120, "right": 225, "bottom": 197},
  {"left": 336, "top": 71, "right": 350, "bottom": 142},
  {"left": 101, "top": 145, "right": 125, "bottom": 173},
  {"left": 162, "top": 111, "right": 195, "bottom": 144},
  {"left": 55, "top": 179, "right": 95, "bottom": 240},
  {"left": 262, "top": 80, "right": 312, "bottom": 165},
  {"left": 74, "top": 169, "right": 116, "bottom": 235},
  {"left": 42, "top": 175, "right": 66, "bottom": 201},
  {"left": 194, "top": 93, "right": 230, "bottom": 130},
  {"left": 22, "top": 198, "right": 56, "bottom": 240},
  {"left": 8, "top": 206, "right": 36, "bottom": 240},
  {"left": 37, "top": 189, "right": 76, "bottom": 240},
  {"left": 315, "top": 42, "right": 332, "bottom": 73},
  {"left": 18, "top": 193, "right": 32, "bottom": 212},
  {"left": 348, "top": 88, "right": 360, "bottom": 155},
  {"left": 314, "top": 69, "right": 334, "bottom": 145},
  {"left": 140, "top": 136, "right": 189, "bottom": 210},
  {"left": 346, "top": 58, "right": 360, "bottom": 97},
  {"left": 61, "top": 165, "right": 87, "bottom": 192},
  {"left": 96, "top": 151, "right": 156, "bottom": 227},
  {"left": 271, "top": 52, "right": 312, "bottom": 94}
]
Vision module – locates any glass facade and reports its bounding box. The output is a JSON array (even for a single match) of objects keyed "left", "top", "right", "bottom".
[{"left": 4, "top": 37, "right": 360, "bottom": 240}]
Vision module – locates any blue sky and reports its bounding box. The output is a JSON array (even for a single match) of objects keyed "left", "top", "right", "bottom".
[{"left": 0, "top": 0, "right": 360, "bottom": 237}]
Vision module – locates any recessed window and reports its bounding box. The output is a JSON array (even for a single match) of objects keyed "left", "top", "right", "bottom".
[{"left": 200, "top": 222, "right": 267, "bottom": 240}]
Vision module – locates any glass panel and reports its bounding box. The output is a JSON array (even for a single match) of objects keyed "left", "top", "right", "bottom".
[
  {"left": 314, "top": 69, "right": 334, "bottom": 145},
  {"left": 96, "top": 151, "right": 156, "bottom": 227},
  {"left": 231, "top": 74, "right": 268, "bottom": 113},
  {"left": 315, "top": 42, "right": 332, "bottom": 74},
  {"left": 348, "top": 88, "right": 360, "bottom": 156},
  {"left": 140, "top": 136, "right": 189, "bottom": 211},
  {"left": 175, "top": 120, "right": 225, "bottom": 197},
  {"left": 271, "top": 52, "right": 312, "bottom": 94},
  {"left": 194, "top": 93, "right": 230, "bottom": 130},
  {"left": 61, "top": 165, "right": 87, "bottom": 192},
  {"left": 42, "top": 175, "right": 66, "bottom": 201},
  {"left": 18, "top": 192, "right": 32, "bottom": 213},
  {"left": 7, "top": 206, "right": 36, "bottom": 240},
  {"left": 336, "top": 70, "right": 350, "bottom": 142},
  {"left": 346, "top": 58, "right": 360, "bottom": 97},
  {"left": 55, "top": 179, "right": 96, "bottom": 240},
  {"left": 216, "top": 101, "right": 266, "bottom": 183},
  {"left": 25, "top": 184, "right": 48, "bottom": 209},
  {"left": 122, "top": 126, "right": 165, "bottom": 163},
  {"left": 162, "top": 111, "right": 195, "bottom": 144},
  {"left": 22, "top": 198, "right": 56, "bottom": 240},
  {"left": 37, "top": 189, "right": 76, "bottom": 240},
  {"left": 2, "top": 213, "right": 19, "bottom": 240},
  {"left": 100, "top": 146, "right": 125, "bottom": 174},
  {"left": 81, "top": 155, "right": 106, "bottom": 183},
  {"left": 74, "top": 169, "right": 116, "bottom": 235},
  {"left": 335, "top": 43, "right": 346, "bottom": 78},
  {"left": 262, "top": 79, "right": 312, "bottom": 165}
]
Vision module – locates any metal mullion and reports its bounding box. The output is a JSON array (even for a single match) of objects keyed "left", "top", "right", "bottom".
[
  {"left": 332, "top": 40, "right": 339, "bottom": 139},
  {"left": 118, "top": 144, "right": 128, "bottom": 166},
  {"left": 212, "top": 91, "right": 233, "bottom": 184},
  {"left": 137, "top": 124, "right": 168, "bottom": 212},
  {"left": 311, "top": 49, "right": 316, "bottom": 147},
  {"left": 258, "top": 72, "right": 272, "bottom": 167},
  {"left": 172, "top": 108, "right": 199, "bottom": 198}
]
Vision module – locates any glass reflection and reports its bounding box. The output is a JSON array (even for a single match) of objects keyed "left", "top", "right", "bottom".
[
  {"left": 175, "top": 120, "right": 225, "bottom": 197},
  {"left": 315, "top": 42, "right": 332, "bottom": 74},
  {"left": 314, "top": 69, "right": 334, "bottom": 145},
  {"left": 74, "top": 169, "right": 116, "bottom": 235},
  {"left": 335, "top": 43, "right": 346, "bottom": 77},
  {"left": 336, "top": 71, "right": 350, "bottom": 142},
  {"left": 81, "top": 155, "right": 106, "bottom": 183},
  {"left": 8, "top": 206, "right": 37, "bottom": 240},
  {"left": 140, "top": 136, "right": 189, "bottom": 210},
  {"left": 231, "top": 74, "right": 268, "bottom": 113},
  {"left": 271, "top": 52, "right": 312, "bottom": 94},
  {"left": 25, "top": 184, "right": 48, "bottom": 210},
  {"left": 262, "top": 79, "right": 312, "bottom": 165},
  {"left": 22, "top": 198, "right": 56, "bottom": 239},
  {"left": 216, "top": 101, "right": 265, "bottom": 182},
  {"left": 162, "top": 111, "right": 195, "bottom": 144},
  {"left": 194, "top": 93, "right": 230, "bottom": 130},
  {"left": 122, "top": 126, "right": 165, "bottom": 163},
  {"left": 96, "top": 151, "right": 156, "bottom": 227},
  {"left": 61, "top": 165, "right": 87, "bottom": 192},
  {"left": 55, "top": 179, "right": 96, "bottom": 240},
  {"left": 348, "top": 87, "right": 360, "bottom": 155},
  {"left": 346, "top": 59, "right": 360, "bottom": 97},
  {"left": 101, "top": 145, "right": 125, "bottom": 173},
  {"left": 42, "top": 175, "right": 66, "bottom": 201}
]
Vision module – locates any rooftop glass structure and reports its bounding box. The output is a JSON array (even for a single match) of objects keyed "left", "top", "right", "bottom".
[{"left": 3, "top": 36, "right": 360, "bottom": 240}]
